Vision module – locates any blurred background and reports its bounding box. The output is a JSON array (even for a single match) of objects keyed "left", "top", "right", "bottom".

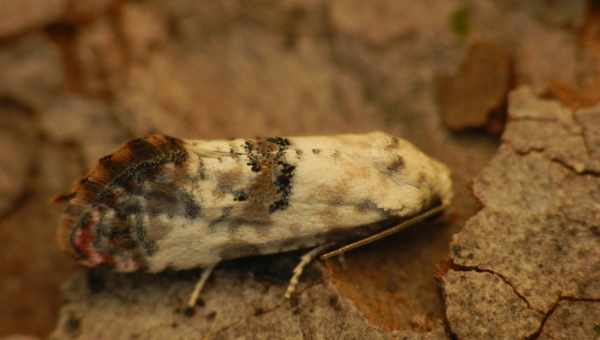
[{"left": 0, "top": 0, "right": 596, "bottom": 337}]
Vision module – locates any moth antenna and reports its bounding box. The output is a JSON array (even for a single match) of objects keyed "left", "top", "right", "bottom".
[{"left": 320, "top": 204, "right": 445, "bottom": 260}]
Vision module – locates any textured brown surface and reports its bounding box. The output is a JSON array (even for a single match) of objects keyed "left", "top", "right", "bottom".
[
  {"left": 1, "top": 0, "right": 599, "bottom": 338},
  {"left": 0, "top": 33, "right": 80, "bottom": 337},
  {"left": 0, "top": 0, "right": 116, "bottom": 38},
  {"left": 444, "top": 87, "right": 600, "bottom": 339},
  {"left": 537, "top": 300, "right": 600, "bottom": 340},
  {"left": 0, "top": 140, "right": 81, "bottom": 336},
  {"left": 436, "top": 42, "right": 512, "bottom": 131},
  {"left": 48, "top": 264, "right": 448, "bottom": 340},
  {"left": 0, "top": 0, "right": 65, "bottom": 38},
  {"left": 443, "top": 270, "right": 544, "bottom": 339}
]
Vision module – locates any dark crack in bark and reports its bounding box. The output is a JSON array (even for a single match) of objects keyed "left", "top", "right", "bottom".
[{"left": 450, "top": 263, "right": 543, "bottom": 314}]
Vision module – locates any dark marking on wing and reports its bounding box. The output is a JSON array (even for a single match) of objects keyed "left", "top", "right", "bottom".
[
  {"left": 229, "top": 146, "right": 240, "bottom": 159},
  {"left": 146, "top": 186, "right": 178, "bottom": 216},
  {"left": 196, "top": 157, "right": 207, "bottom": 180},
  {"left": 244, "top": 141, "right": 261, "bottom": 172},
  {"left": 386, "top": 156, "right": 405, "bottom": 173},
  {"left": 142, "top": 180, "right": 202, "bottom": 220},
  {"left": 108, "top": 224, "right": 137, "bottom": 250},
  {"left": 270, "top": 162, "right": 295, "bottom": 212},
  {"left": 356, "top": 199, "right": 378, "bottom": 212},
  {"left": 215, "top": 168, "right": 242, "bottom": 197},
  {"left": 182, "top": 192, "right": 201, "bottom": 219},
  {"left": 233, "top": 190, "right": 248, "bottom": 201},
  {"left": 241, "top": 137, "right": 296, "bottom": 221},
  {"left": 266, "top": 137, "right": 291, "bottom": 147}
]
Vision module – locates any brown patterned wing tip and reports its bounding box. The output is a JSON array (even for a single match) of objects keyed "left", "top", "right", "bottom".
[
  {"left": 68, "top": 134, "right": 187, "bottom": 204},
  {"left": 55, "top": 133, "right": 189, "bottom": 257}
]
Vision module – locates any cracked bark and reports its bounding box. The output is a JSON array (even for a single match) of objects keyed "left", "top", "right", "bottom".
[
  {"left": 442, "top": 270, "right": 544, "bottom": 339},
  {"left": 443, "top": 87, "right": 600, "bottom": 339},
  {"left": 449, "top": 264, "right": 543, "bottom": 315},
  {"left": 534, "top": 298, "right": 600, "bottom": 340}
]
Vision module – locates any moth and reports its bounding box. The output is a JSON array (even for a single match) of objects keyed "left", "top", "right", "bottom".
[{"left": 56, "top": 132, "right": 452, "bottom": 307}]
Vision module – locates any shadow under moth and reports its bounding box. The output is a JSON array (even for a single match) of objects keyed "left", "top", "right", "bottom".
[{"left": 55, "top": 132, "right": 452, "bottom": 308}]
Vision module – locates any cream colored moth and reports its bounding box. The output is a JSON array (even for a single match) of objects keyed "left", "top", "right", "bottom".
[{"left": 56, "top": 132, "right": 452, "bottom": 308}]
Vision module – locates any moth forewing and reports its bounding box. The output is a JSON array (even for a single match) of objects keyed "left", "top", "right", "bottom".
[{"left": 57, "top": 132, "right": 452, "bottom": 306}]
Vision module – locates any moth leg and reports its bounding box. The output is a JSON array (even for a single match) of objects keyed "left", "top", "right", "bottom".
[
  {"left": 188, "top": 263, "right": 218, "bottom": 308},
  {"left": 285, "top": 244, "right": 333, "bottom": 299}
]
